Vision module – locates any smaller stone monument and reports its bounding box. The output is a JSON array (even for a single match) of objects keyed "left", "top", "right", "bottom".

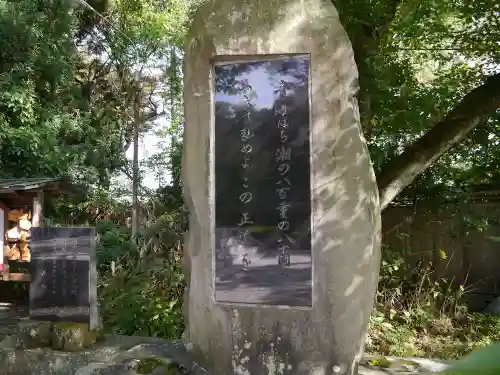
[{"left": 29, "top": 227, "right": 99, "bottom": 329}]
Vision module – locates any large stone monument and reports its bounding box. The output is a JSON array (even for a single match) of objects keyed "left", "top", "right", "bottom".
[{"left": 182, "top": 0, "right": 381, "bottom": 374}]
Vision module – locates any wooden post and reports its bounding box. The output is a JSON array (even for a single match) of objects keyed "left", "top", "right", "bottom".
[
  {"left": 0, "top": 200, "right": 9, "bottom": 280},
  {"left": 32, "top": 191, "right": 44, "bottom": 227},
  {"left": 0, "top": 204, "right": 4, "bottom": 277}
]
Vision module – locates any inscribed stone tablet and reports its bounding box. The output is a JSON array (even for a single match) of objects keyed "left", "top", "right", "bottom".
[
  {"left": 29, "top": 227, "right": 98, "bottom": 328},
  {"left": 214, "top": 55, "right": 312, "bottom": 307}
]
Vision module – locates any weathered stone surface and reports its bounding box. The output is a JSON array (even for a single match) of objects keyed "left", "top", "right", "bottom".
[
  {"left": 0, "top": 335, "right": 203, "bottom": 375},
  {"left": 51, "top": 322, "right": 104, "bottom": 351},
  {"left": 14, "top": 320, "right": 52, "bottom": 349},
  {"left": 2, "top": 320, "right": 104, "bottom": 351},
  {"left": 360, "top": 354, "right": 452, "bottom": 374},
  {"left": 182, "top": 0, "right": 381, "bottom": 374},
  {"left": 0, "top": 325, "right": 453, "bottom": 375}
]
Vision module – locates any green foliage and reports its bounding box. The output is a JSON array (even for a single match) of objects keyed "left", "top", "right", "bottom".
[
  {"left": 0, "top": 0, "right": 129, "bottom": 185},
  {"left": 2, "top": 0, "right": 499, "bottom": 371},
  {"left": 0, "top": 0, "right": 190, "bottom": 188},
  {"left": 95, "top": 220, "right": 134, "bottom": 273},
  {"left": 377, "top": 243, "right": 465, "bottom": 313},
  {"left": 336, "top": 0, "right": 500, "bottom": 203},
  {"left": 368, "top": 246, "right": 500, "bottom": 359},
  {"left": 0, "top": 0, "right": 76, "bottom": 176},
  {"left": 99, "top": 252, "right": 184, "bottom": 338},
  {"left": 95, "top": 194, "right": 186, "bottom": 338}
]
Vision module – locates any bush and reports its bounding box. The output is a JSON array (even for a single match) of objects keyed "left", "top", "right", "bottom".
[
  {"left": 96, "top": 211, "right": 186, "bottom": 339},
  {"left": 367, "top": 248, "right": 500, "bottom": 359},
  {"left": 95, "top": 220, "right": 134, "bottom": 274},
  {"left": 94, "top": 212, "right": 500, "bottom": 359},
  {"left": 98, "top": 254, "right": 185, "bottom": 338}
]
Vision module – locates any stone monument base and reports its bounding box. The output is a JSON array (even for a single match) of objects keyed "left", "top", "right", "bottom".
[
  {"left": 0, "top": 320, "right": 205, "bottom": 375},
  {"left": 6, "top": 320, "right": 104, "bottom": 351},
  {"left": 0, "top": 320, "right": 449, "bottom": 375}
]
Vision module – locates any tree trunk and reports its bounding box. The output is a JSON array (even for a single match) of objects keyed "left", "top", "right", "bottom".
[
  {"left": 377, "top": 72, "right": 500, "bottom": 209},
  {"left": 132, "top": 70, "right": 141, "bottom": 246}
]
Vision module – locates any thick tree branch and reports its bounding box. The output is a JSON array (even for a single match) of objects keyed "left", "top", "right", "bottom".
[{"left": 377, "top": 72, "right": 500, "bottom": 210}]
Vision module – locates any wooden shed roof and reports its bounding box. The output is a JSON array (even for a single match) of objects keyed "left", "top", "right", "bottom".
[{"left": 0, "top": 178, "right": 76, "bottom": 194}]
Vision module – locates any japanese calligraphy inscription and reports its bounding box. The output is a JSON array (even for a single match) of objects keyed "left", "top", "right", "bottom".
[
  {"left": 29, "top": 227, "right": 99, "bottom": 328},
  {"left": 214, "top": 55, "right": 312, "bottom": 307}
]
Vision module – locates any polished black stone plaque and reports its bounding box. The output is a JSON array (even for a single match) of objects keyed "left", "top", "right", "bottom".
[
  {"left": 214, "top": 55, "right": 312, "bottom": 307},
  {"left": 29, "top": 227, "right": 98, "bottom": 328}
]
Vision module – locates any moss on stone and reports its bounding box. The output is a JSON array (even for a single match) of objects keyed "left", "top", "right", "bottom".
[
  {"left": 7, "top": 320, "right": 105, "bottom": 351},
  {"left": 163, "top": 363, "right": 183, "bottom": 375},
  {"left": 51, "top": 321, "right": 104, "bottom": 352},
  {"left": 15, "top": 321, "right": 52, "bottom": 349},
  {"left": 135, "top": 357, "right": 164, "bottom": 374},
  {"left": 135, "top": 358, "right": 183, "bottom": 375}
]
